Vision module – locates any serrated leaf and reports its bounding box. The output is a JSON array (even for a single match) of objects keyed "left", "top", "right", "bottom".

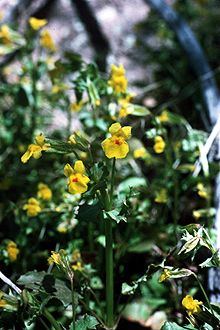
[
  {"left": 69, "top": 314, "right": 99, "bottom": 330},
  {"left": 200, "top": 256, "right": 218, "bottom": 268}
]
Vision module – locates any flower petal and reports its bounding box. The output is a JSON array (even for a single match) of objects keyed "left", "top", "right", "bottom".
[
  {"left": 74, "top": 160, "right": 85, "bottom": 174},
  {"left": 64, "top": 163, "right": 74, "bottom": 178}
]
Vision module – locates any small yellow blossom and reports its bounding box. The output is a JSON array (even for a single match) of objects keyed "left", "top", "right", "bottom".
[
  {"left": 196, "top": 183, "right": 208, "bottom": 199},
  {"left": 29, "top": 17, "right": 47, "bottom": 30},
  {"left": 0, "top": 24, "right": 12, "bottom": 44},
  {"left": 0, "top": 292, "right": 6, "bottom": 307},
  {"left": 37, "top": 183, "right": 52, "bottom": 201},
  {"left": 134, "top": 147, "right": 147, "bottom": 159},
  {"left": 70, "top": 101, "right": 82, "bottom": 113},
  {"left": 157, "top": 110, "right": 169, "bottom": 123},
  {"left": 21, "top": 134, "right": 50, "bottom": 163},
  {"left": 95, "top": 99, "right": 100, "bottom": 106},
  {"left": 153, "top": 136, "right": 166, "bottom": 153},
  {"left": 72, "top": 261, "right": 83, "bottom": 271},
  {"left": 101, "top": 122, "right": 131, "bottom": 159},
  {"left": 7, "top": 241, "right": 19, "bottom": 262},
  {"left": 67, "top": 134, "right": 76, "bottom": 145},
  {"left": 182, "top": 295, "right": 203, "bottom": 316},
  {"left": 40, "top": 29, "right": 58, "bottom": 52},
  {"left": 108, "top": 64, "right": 127, "bottom": 94},
  {"left": 57, "top": 227, "right": 67, "bottom": 233},
  {"left": 23, "top": 198, "right": 41, "bottom": 217},
  {"left": 192, "top": 210, "right": 202, "bottom": 219},
  {"left": 158, "top": 269, "right": 172, "bottom": 283},
  {"left": 48, "top": 249, "right": 67, "bottom": 265},
  {"left": 64, "top": 161, "right": 90, "bottom": 195},
  {"left": 0, "top": 12, "right": 3, "bottom": 22},
  {"left": 155, "top": 189, "right": 167, "bottom": 203}
]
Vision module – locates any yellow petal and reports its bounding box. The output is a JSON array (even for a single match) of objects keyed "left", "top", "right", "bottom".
[
  {"left": 21, "top": 150, "right": 32, "bottom": 163},
  {"left": 74, "top": 160, "right": 85, "bottom": 174},
  {"left": 64, "top": 163, "right": 74, "bottom": 178},
  {"left": 109, "top": 123, "right": 121, "bottom": 136}
]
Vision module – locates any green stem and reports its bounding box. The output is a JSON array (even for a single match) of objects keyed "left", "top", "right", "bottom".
[
  {"left": 105, "top": 217, "right": 114, "bottom": 328},
  {"left": 70, "top": 278, "right": 76, "bottom": 330},
  {"left": 42, "top": 308, "right": 63, "bottom": 330},
  {"left": 109, "top": 157, "right": 116, "bottom": 208},
  {"left": 193, "top": 274, "right": 214, "bottom": 316}
]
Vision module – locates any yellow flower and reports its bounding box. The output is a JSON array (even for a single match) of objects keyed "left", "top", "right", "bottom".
[
  {"left": 21, "top": 134, "right": 50, "bottom": 163},
  {"left": 64, "top": 161, "right": 90, "bottom": 195},
  {"left": 23, "top": 197, "right": 41, "bottom": 217},
  {"left": 196, "top": 183, "right": 208, "bottom": 199},
  {"left": 0, "top": 292, "right": 6, "bottom": 307},
  {"left": 134, "top": 147, "right": 147, "bottom": 159},
  {"left": 37, "top": 183, "right": 52, "bottom": 201},
  {"left": 157, "top": 110, "right": 169, "bottom": 123},
  {"left": 29, "top": 17, "right": 47, "bottom": 30},
  {"left": 70, "top": 101, "right": 82, "bottom": 113},
  {"left": 158, "top": 269, "right": 172, "bottom": 283},
  {"left": 0, "top": 24, "right": 12, "bottom": 45},
  {"left": 155, "top": 189, "right": 167, "bottom": 203},
  {"left": 118, "top": 104, "right": 134, "bottom": 119},
  {"left": 108, "top": 64, "right": 128, "bottom": 94},
  {"left": 48, "top": 249, "right": 67, "bottom": 265},
  {"left": 101, "top": 123, "right": 131, "bottom": 159},
  {"left": 193, "top": 210, "right": 202, "bottom": 219},
  {"left": 67, "top": 134, "right": 76, "bottom": 145},
  {"left": 7, "top": 241, "right": 19, "bottom": 262},
  {"left": 182, "top": 295, "right": 203, "bottom": 316},
  {"left": 40, "top": 29, "right": 58, "bottom": 52},
  {"left": 153, "top": 136, "right": 166, "bottom": 153},
  {"left": 72, "top": 261, "right": 83, "bottom": 271}
]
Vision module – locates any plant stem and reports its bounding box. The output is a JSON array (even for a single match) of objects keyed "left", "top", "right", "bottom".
[
  {"left": 104, "top": 157, "right": 116, "bottom": 328},
  {"left": 194, "top": 274, "right": 214, "bottom": 316},
  {"left": 70, "top": 278, "right": 76, "bottom": 330},
  {"left": 105, "top": 216, "right": 114, "bottom": 328},
  {"left": 109, "top": 157, "right": 116, "bottom": 208},
  {"left": 42, "top": 308, "right": 63, "bottom": 330}
]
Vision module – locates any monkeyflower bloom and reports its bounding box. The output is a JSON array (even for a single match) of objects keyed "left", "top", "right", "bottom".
[
  {"left": 7, "top": 241, "right": 19, "bottom": 262},
  {"left": 64, "top": 161, "right": 90, "bottom": 195},
  {"left": 101, "top": 123, "right": 131, "bottom": 159},
  {"left": 23, "top": 197, "right": 41, "bottom": 217},
  {"left": 134, "top": 147, "right": 147, "bottom": 159},
  {"left": 196, "top": 182, "right": 208, "bottom": 199},
  {"left": 70, "top": 101, "right": 83, "bottom": 113},
  {"left": 21, "top": 134, "right": 50, "bottom": 163},
  {"left": 0, "top": 292, "right": 6, "bottom": 308},
  {"left": 192, "top": 210, "right": 202, "bottom": 219},
  {"left": 37, "top": 183, "right": 52, "bottom": 201},
  {"left": 153, "top": 136, "right": 166, "bottom": 153},
  {"left": 48, "top": 249, "right": 67, "bottom": 265},
  {"left": 155, "top": 189, "right": 167, "bottom": 203},
  {"left": 0, "top": 24, "right": 12, "bottom": 45},
  {"left": 29, "top": 17, "right": 47, "bottom": 30},
  {"left": 40, "top": 29, "right": 58, "bottom": 52},
  {"left": 108, "top": 64, "right": 128, "bottom": 94},
  {"left": 158, "top": 269, "right": 172, "bottom": 283},
  {"left": 157, "top": 110, "right": 169, "bottom": 123},
  {"left": 182, "top": 295, "right": 203, "bottom": 316}
]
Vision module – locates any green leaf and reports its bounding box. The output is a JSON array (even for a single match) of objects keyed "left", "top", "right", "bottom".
[
  {"left": 17, "top": 271, "right": 73, "bottom": 307},
  {"left": 69, "top": 314, "right": 99, "bottom": 330},
  {"left": 160, "top": 321, "right": 192, "bottom": 330},
  {"left": 77, "top": 201, "right": 102, "bottom": 223},
  {"left": 44, "top": 137, "right": 76, "bottom": 154},
  {"left": 130, "top": 104, "right": 152, "bottom": 117}
]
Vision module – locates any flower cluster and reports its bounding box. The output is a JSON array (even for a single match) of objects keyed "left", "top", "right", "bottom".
[{"left": 108, "top": 64, "right": 128, "bottom": 94}]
